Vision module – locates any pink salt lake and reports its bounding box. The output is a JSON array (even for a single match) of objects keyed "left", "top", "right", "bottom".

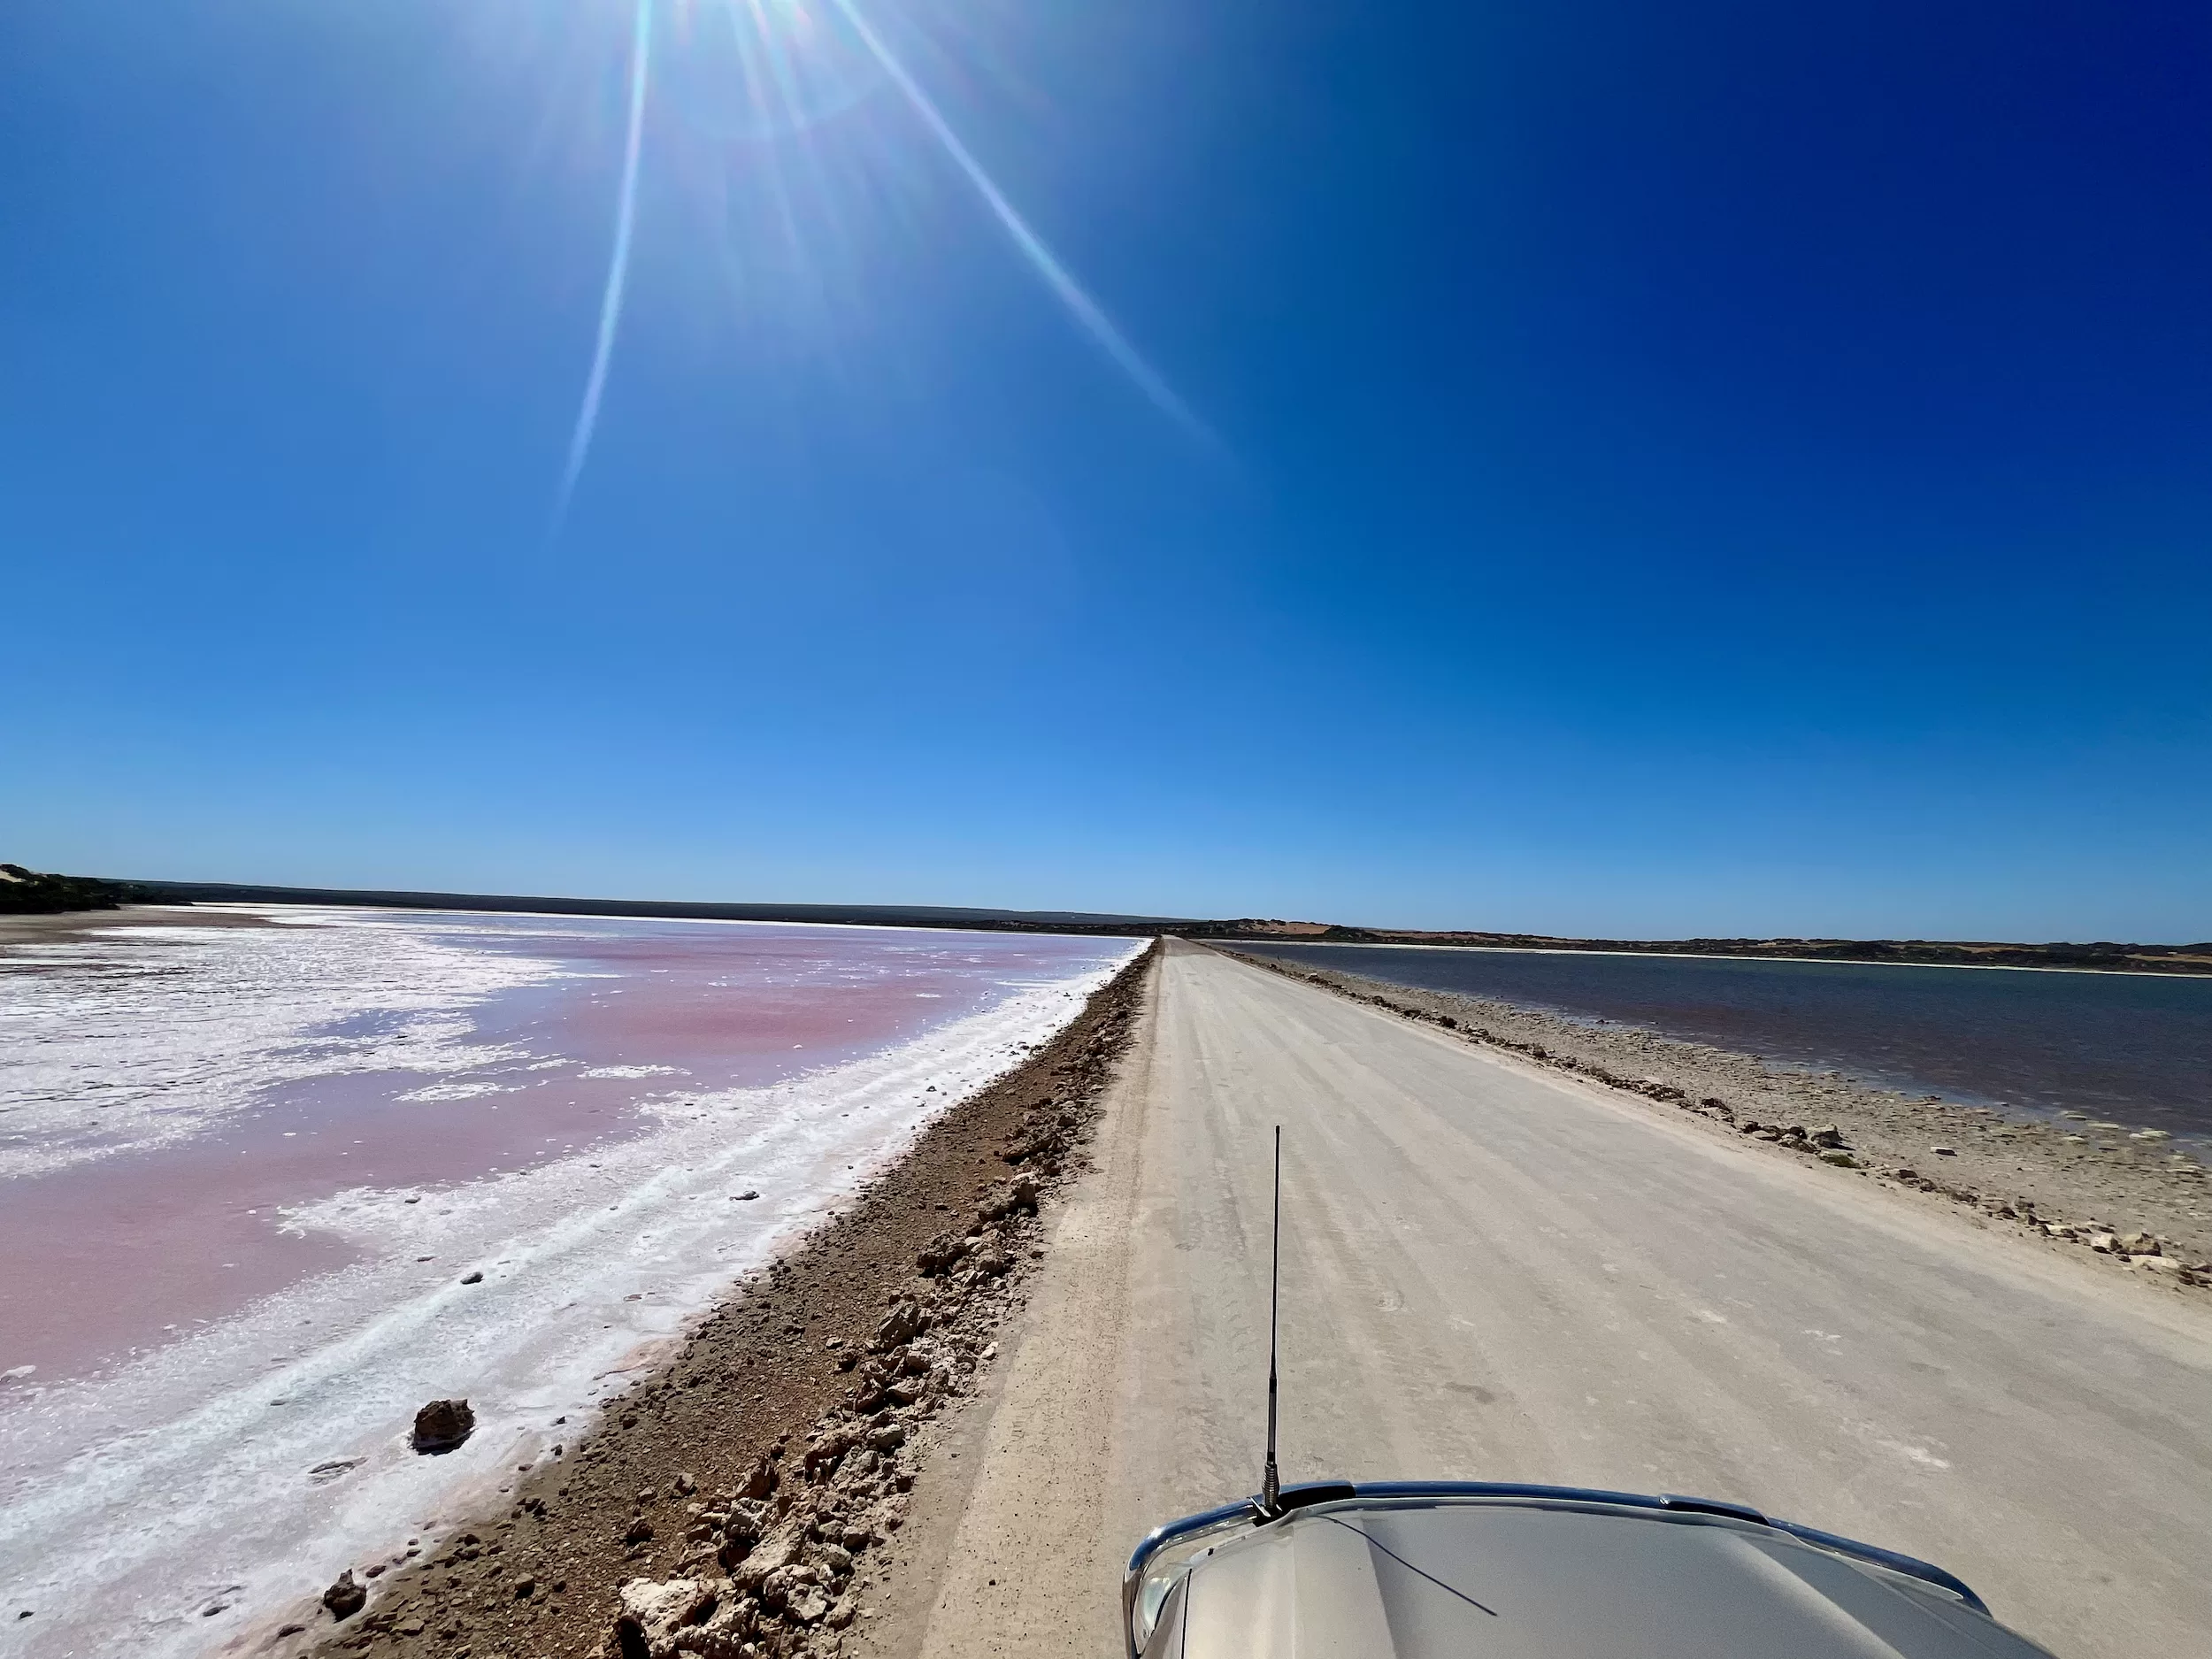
[
  {"left": 0, "top": 907, "right": 1137, "bottom": 1659},
  {"left": 0, "top": 908, "right": 1130, "bottom": 1384}
]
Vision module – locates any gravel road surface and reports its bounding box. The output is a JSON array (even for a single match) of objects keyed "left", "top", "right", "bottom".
[{"left": 875, "top": 941, "right": 2212, "bottom": 1659}]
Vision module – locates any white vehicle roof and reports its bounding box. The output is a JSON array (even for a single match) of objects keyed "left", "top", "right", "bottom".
[{"left": 1129, "top": 1487, "right": 2057, "bottom": 1659}]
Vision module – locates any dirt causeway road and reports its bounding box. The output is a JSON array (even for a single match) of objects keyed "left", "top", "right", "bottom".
[{"left": 868, "top": 940, "right": 2212, "bottom": 1659}]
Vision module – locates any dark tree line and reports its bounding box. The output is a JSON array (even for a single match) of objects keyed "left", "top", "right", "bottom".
[{"left": 0, "top": 864, "right": 169, "bottom": 916}]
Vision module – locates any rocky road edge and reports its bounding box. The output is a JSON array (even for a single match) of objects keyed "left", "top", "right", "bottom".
[
  {"left": 295, "top": 942, "right": 1157, "bottom": 1659},
  {"left": 1217, "top": 947, "right": 2212, "bottom": 1290}
]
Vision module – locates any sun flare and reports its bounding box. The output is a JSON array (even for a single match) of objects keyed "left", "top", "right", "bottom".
[{"left": 548, "top": 0, "right": 1203, "bottom": 530}]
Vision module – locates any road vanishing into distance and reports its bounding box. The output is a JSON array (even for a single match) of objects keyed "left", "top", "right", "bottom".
[{"left": 877, "top": 941, "right": 2212, "bottom": 1659}]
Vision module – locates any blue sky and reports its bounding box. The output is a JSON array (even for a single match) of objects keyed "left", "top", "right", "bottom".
[{"left": 4, "top": 0, "right": 2208, "bottom": 940}]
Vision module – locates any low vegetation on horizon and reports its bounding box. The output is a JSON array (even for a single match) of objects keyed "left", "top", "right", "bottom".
[{"left": 0, "top": 864, "right": 165, "bottom": 916}]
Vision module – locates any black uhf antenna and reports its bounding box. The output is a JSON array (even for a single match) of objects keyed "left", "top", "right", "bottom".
[{"left": 1261, "top": 1124, "right": 1283, "bottom": 1516}]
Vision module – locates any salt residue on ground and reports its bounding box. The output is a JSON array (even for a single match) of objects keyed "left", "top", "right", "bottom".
[
  {"left": 0, "top": 910, "right": 563, "bottom": 1180},
  {"left": 0, "top": 943, "right": 1137, "bottom": 1659}
]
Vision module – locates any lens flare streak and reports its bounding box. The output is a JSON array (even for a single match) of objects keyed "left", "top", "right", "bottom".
[
  {"left": 821, "top": 0, "right": 1211, "bottom": 443},
  {"left": 550, "top": 0, "right": 1208, "bottom": 530},
  {"left": 552, "top": 0, "right": 655, "bottom": 534}
]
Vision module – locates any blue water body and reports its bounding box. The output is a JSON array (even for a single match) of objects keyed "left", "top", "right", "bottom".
[{"left": 1236, "top": 944, "right": 2212, "bottom": 1140}]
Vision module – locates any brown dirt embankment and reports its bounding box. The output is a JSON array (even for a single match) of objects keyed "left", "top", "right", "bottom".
[
  {"left": 1218, "top": 947, "right": 2212, "bottom": 1283},
  {"left": 292, "top": 943, "right": 1157, "bottom": 1659}
]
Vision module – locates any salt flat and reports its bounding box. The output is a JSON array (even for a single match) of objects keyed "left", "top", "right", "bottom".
[{"left": 0, "top": 907, "right": 1135, "bottom": 1658}]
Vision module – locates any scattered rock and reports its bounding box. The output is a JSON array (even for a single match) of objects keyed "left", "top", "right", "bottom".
[
  {"left": 1819, "top": 1150, "right": 1858, "bottom": 1168},
  {"left": 737, "top": 1452, "right": 780, "bottom": 1502},
  {"left": 1931, "top": 1146, "right": 1956, "bottom": 1157},
  {"left": 734, "top": 1190, "right": 759, "bottom": 1201},
  {"left": 411, "top": 1398, "right": 475, "bottom": 1454},
  {"left": 1809, "top": 1126, "right": 1845, "bottom": 1149},
  {"left": 804, "top": 1425, "right": 863, "bottom": 1479},
  {"left": 460, "top": 1271, "right": 484, "bottom": 1286},
  {"left": 916, "top": 1232, "right": 971, "bottom": 1276},
  {"left": 873, "top": 1299, "right": 924, "bottom": 1352},
  {"left": 321, "top": 1570, "right": 367, "bottom": 1621},
  {"left": 614, "top": 1576, "right": 715, "bottom": 1657},
  {"left": 977, "top": 1175, "right": 1040, "bottom": 1222},
  {"left": 758, "top": 1563, "right": 804, "bottom": 1608}
]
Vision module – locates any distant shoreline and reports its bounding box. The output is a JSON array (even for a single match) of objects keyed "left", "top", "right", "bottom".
[
  {"left": 12, "top": 865, "right": 2203, "bottom": 974},
  {"left": 1187, "top": 920, "right": 2212, "bottom": 976},
  {"left": 108, "top": 878, "right": 1183, "bottom": 938},
  {"left": 1248, "top": 937, "right": 2212, "bottom": 980}
]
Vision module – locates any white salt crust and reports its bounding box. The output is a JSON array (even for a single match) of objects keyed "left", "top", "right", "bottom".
[{"left": 0, "top": 912, "right": 1137, "bottom": 1658}]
